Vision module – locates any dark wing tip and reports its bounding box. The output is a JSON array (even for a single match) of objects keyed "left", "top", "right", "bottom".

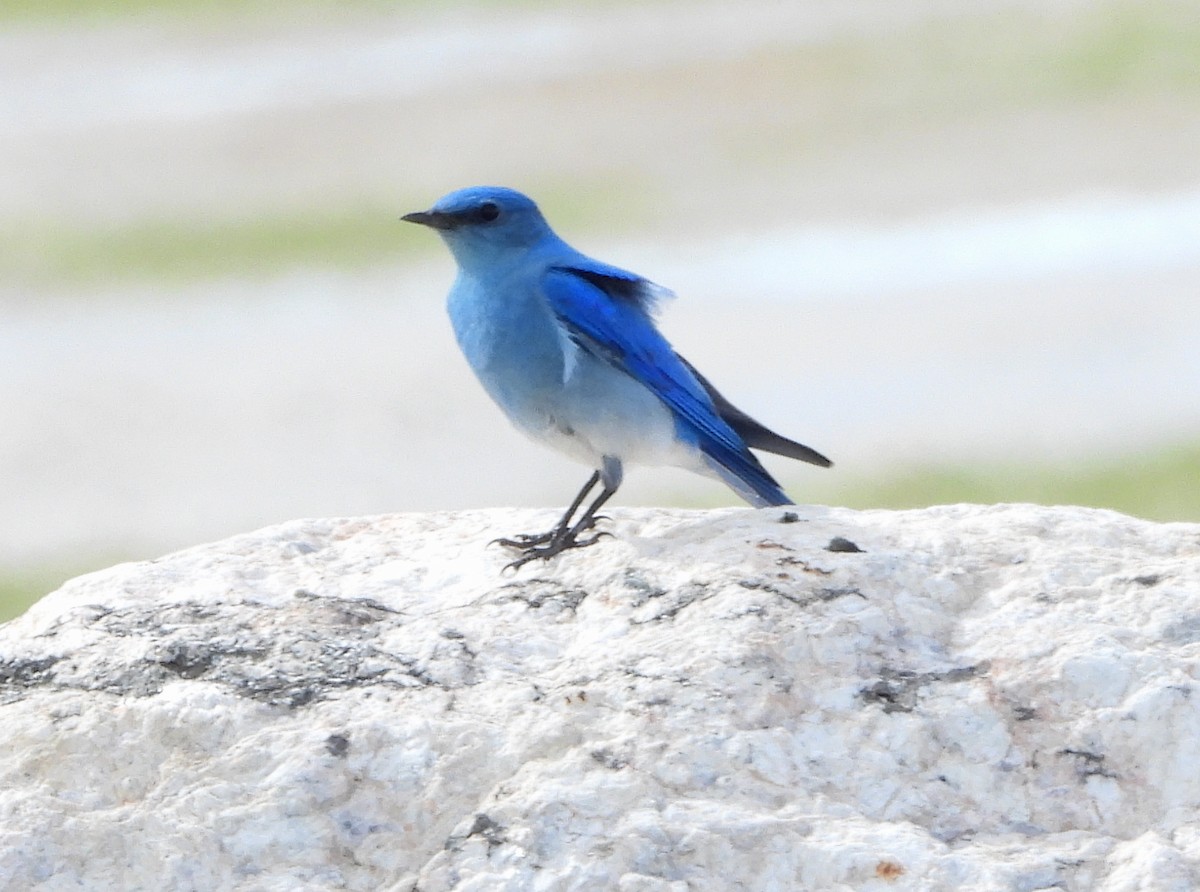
[
  {"left": 753, "top": 433, "right": 833, "bottom": 468},
  {"left": 798, "top": 447, "right": 834, "bottom": 469},
  {"left": 675, "top": 352, "right": 833, "bottom": 469}
]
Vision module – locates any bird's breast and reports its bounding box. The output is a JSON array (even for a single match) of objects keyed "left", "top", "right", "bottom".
[{"left": 446, "top": 272, "right": 568, "bottom": 410}]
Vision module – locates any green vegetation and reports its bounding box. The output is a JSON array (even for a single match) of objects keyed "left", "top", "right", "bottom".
[
  {"left": 3, "top": 180, "right": 661, "bottom": 291},
  {"left": 0, "top": 570, "right": 67, "bottom": 624},
  {"left": 823, "top": 440, "right": 1200, "bottom": 523},
  {"left": 922, "top": 2, "right": 1200, "bottom": 98},
  {"left": 747, "top": 0, "right": 1200, "bottom": 139},
  {"left": 672, "top": 439, "right": 1200, "bottom": 523},
  {"left": 4, "top": 208, "right": 425, "bottom": 289},
  {"left": 0, "top": 0, "right": 564, "bottom": 25},
  {"left": 0, "top": 0, "right": 257, "bottom": 23},
  {"left": 1058, "top": 4, "right": 1200, "bottom": 93},
  {"left": 0, "top": 0, "right": 395, "bottom": 24}
]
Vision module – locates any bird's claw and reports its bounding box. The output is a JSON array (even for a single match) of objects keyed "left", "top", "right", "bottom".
[
  {"left": 490, "top": 531, "right": 556, "bottom": 549},
  {"left": 500, "top": 529, "right": 612, "bottom": 572},
  {"left": 492, "top": 514, "right": 607, "bottom": 555}
]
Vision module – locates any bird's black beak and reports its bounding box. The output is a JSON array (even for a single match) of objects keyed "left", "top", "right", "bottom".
[{"left": 401, "top": 209, "right": 458, "bottom": 231}]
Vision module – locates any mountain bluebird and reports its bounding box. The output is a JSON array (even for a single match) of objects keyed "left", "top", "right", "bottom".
[{"left": 403, "top": 186, "right": 831, "bottom": 568}]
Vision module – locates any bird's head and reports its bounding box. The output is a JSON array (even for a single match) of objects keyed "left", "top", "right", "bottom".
[{"left": 402, "top": 186, "right": 555, "bottom": 269}]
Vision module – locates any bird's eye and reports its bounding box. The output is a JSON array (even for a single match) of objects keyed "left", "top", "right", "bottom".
[{"left": 478, "top": 201, "right": 500, "bottom": 222}]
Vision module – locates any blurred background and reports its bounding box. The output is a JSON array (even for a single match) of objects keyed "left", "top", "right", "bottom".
[{"left": 3, "top": 0, "right": 1198, "bottom": 619}]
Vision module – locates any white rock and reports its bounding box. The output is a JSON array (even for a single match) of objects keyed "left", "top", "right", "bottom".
[{"left": 0, "top": 504, "right": 1198, "bottom": 891}]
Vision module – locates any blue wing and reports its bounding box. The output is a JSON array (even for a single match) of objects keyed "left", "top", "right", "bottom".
[{"left": 542, "top": 261, "right": 794, "bottom": 507}]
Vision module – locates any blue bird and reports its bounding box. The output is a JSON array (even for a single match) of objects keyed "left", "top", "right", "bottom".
[{"left": 403, "top": 186, "right": 831, "bottom": 568}]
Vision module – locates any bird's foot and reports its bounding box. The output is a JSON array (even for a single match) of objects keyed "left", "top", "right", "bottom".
[
  {"left": 500, "top": 527, "right": 612, "bottom": 572},
  {"left": 491, "top": 513, "right": 607, "bottom": 553}
]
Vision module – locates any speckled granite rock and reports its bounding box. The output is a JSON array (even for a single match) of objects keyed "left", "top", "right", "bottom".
[{"left": 0, "top": 505, "right": 1197, "bottom": 891}]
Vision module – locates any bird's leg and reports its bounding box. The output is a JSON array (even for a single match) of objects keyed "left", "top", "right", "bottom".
[
  {"left": 492, "top": 471, "right": 600, "bottom": 550},
  {"left": 558, "top": 483, "right": 616, "bottom": 547},
  {"left": 502, "top": 481, "right": 618, "bottom": 571}
]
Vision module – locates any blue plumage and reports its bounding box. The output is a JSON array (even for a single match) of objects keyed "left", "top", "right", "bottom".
[{"left": 403, "top": 186, "right": 830, "bottom": 567}]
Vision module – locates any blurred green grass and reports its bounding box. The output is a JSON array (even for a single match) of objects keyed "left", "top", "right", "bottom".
[
  {"left": 1058, "top": 4, "right": 1200, "bottom": 92},
  {"left": 0, "top": 0, "right": 575, "bottom": 24},
  {"left": 0, "top": 0, "right": 245, "bottom": 19},
  {"left": 2, "top": 174, "right": 654, "bottom": 291},
  {"left": 4, "top": 439, "right": 1195, "bottom": 624},
  {"left": 828, "top": 440, "right": 1200, "bottom": 521},
  {"left": 676, "top": 438, "right": 1200, "bottom": 523},
  {"left": 0, "top": 0, "right": 425, "bottom": 23},
  {"left": 3, "top": 209, "right": 424, "bottom": 290},
  {"left": 0, "top": 554, "right": 130, "bottom": 625},
  {"left": 0, "top": 571, "right": 67, "bottom": 625}
]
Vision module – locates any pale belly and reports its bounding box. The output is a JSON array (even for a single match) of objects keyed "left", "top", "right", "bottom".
[{"left": 510, "top": 345, "right": 704, "bottom": 474}]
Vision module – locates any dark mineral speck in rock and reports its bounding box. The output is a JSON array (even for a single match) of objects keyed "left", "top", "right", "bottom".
[
  {"left": 325, "top": 734, "right": 350, "bottom": 757},
  {"left": 779, "top": 512, "right": 799, "bottom": 524},
  {"left": 826, "top": 536, "right": 863, "bottom": 553}
]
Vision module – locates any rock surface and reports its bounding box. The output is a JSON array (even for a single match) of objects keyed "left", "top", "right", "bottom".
[{"left": 0, "top": 504, "right": 1198, "bottom": 891}]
